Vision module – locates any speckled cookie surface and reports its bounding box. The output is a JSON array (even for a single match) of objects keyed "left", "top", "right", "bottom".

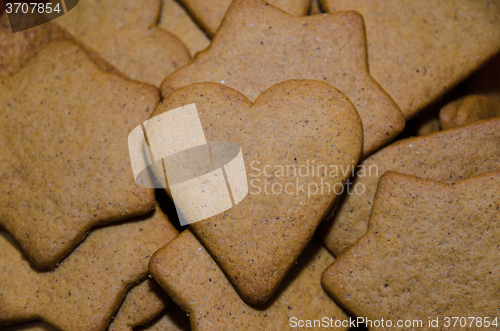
[
  {"left": 150, "top": 230, "right": 349, "bottom": 331},
  {"left": 322, "top": 172, "right": 500, "bottom": 330},
  {"left": 2, "top": 322, "right": 56, "bottom": 331},
  {"left": 416, "top": 117, "right": 441, "bottom": 136},
  {"left": 156, "top": 80, "right": 362, "bottom": 304},
  {"left": 178, "top": 0, "right": 310, "bottom": 36},
  {"left": 320, "top": 0, "right": 500, "bottom": 119},
  {"left": 0, "top": 207, "right": 178, "bottom": 331},
  {"left": 161, "top": 0, "right": 404, "bottom": 156},
  {"left": 2, "top": 279, "right": 175, "bottom": 331},
  {"left": 0, "top": 14, "right": 65, "bottom": 77},
  {"left": 0, "top": 13, "right": 125, "bottom": 78},
  {"left": 320, "top": 118, "right": 500, "bottom": 256},
  {"left": 53, "top": 0, "right": 190, "bottom": 86},
  {"left": 108, "top": 279, "right": 169, "bottom": 331},
  {"left": 158, "top": 0, "right": 210, "bottom": 56},
  {"left": 136, "top": 303, "right": 190, "bottom": 331},
  {"left": 309, "top": 0, "right": 323, "bottom": 14},
  {"left": 0, "top": 40, "right": 158, "bottom": 270}
]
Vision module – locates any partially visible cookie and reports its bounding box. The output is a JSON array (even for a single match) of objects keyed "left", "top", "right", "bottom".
[
  {"left": 322, "top": 172, "right": 500, "bottom": 329},
  {"left": 158, "top": 0, "right": 210, "bottom": 56},
  {"left": 178, "top": 0, "right": 311, "bottom": 36},
  {"left": 150, "top": 230, "right": 349, "bottom": 331},
  {"left": 414, "top": 105, "right": 442, "bottom": 136},
  {"left": 0, "top": 13, "right": 126, "bottom": 78},
  {"left": 440, "top": 54, "right": 500, "bottom": 129},
  {"left": 53, "top": 0, "right": 190, "bottom": 86},
  {"left": 157, "top": 80, "right": 362, "bottom": 304},
  {"left": 2, "top": 322, "right": 55, "bottom": 331},
  {"left": 308, "top": 0, "right": 323, "bottom": 15},
  {"left": 108, "top": 279, "right": 169, "bottom": 331},
  {"left": 0, "top": 207, "right": 178, "bottom": 331},
  {"left": 135, "top": 303, "right": 190, "bottom": 331},
  {"left": 0, "top": 39, "right": 158, "bottom": 270},
  {"left": 161, "top": 0, "right": 405, "bottom": 156},
  {"left": 320, "top": 0, "right": 500, "bottom": 119},
  {"left": 0, "top": 14, "right": 64, "bottom": 77},
  {"left": 440, "top": 94, "right": 500, "bottom": 129},
  {"left": 320, "top": 118, "right": 500, "bottom": 256},
  {"left": 1, "top": 278, "right": 178, "bottom": 331},
  {"left": 416, "top": 116, "right": 440, "bottom": 136}
]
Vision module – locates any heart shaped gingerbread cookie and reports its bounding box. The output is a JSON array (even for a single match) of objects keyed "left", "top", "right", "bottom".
[{"left": 152, "top": 79, "right": 363, "bottom": 304}]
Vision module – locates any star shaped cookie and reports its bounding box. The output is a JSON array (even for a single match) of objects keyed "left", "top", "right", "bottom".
[
  {"left": 0, "top": 40, "right": 158, "bottom": 270},
  {"left": 323, "top": 171, "right": 500, "bottom": 326},
  {"left": 161, "top": 0, "right": 405, "bottom": 157}
]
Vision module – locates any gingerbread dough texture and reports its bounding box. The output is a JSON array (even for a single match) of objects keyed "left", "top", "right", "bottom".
[
  {"left": 321, "top": 118, "right": 500, "bottom": 256},
  {"left": 150, "top": 230, "right": 349, "bottom": 331},
  {"left": 161, "top": 0, "right": 404, "bottom": 157},
  {"left": 0, "top": 40, "right": 158, "bottom": 270},
  {"left": 323, "top": 171, "right": 500, "bottom": 330},
  {"left": 0, "top": 208, "right": 178, "bottom": 331},
  {"left": 320, "top": 0, "right": 500, "bottom": 119},
  {"left": 156, "top": 80, "right": 363, "bottom": 304}
]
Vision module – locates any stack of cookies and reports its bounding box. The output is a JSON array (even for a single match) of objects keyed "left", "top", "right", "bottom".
[{"left": 1, "top": 0, "right": 499, "bottom": 330}]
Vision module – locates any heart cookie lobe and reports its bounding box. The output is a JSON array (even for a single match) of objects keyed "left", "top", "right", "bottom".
[{"left": 155, "top": 79, "right": 363, "bottom": 304}]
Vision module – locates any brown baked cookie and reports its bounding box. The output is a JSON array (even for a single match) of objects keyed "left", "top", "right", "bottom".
[
  {"left": 0, "top": 14, "right": 65, "bottom": 77},
  {"left": 320, "top": 118, "right": 500, "bottom": 256},
  {"left": 150, "top": 229, "right": 349, "bottom": 330},
  {"left": 309, "top": 0, "right": 323, "bottom": 14},
  {"left": 156, "top": 80, "right": 363, "bottom": 304},
  {"left": 0, "top": 39, "right": 158, "bottom": 270},
  {"left": 108, "top": 279, "right": 169, "bottom": 331},
  {"left": 0, "top": 207, "right": 178, "bottom": 331},
  {"left": 53, "top": 0, "right": 190, "bottom": 86},
  {"left": 320, "top": 0, "right": 500, "bottom": 119},
  {"left": 136, "top": 303, "right": 190, "bottom": 331},
  {"left": 2, "top": 279, "right": 177, "bottom": 331},
  {"left": 440, "top": 94, "right": 500, "bottom": 129},
  {"left": 414, "top": 106, "right": 442, "bottom": 136},
  {"left": 0, "top": 13, "right": 126, "bottom": 78},
  {"left": 440, "top": 54, "right": 500, "bottom": 129},
  {"left": 161, "top": 0, "right": 404, "bottom": 157},
  {"left": 322, "top": 171, "right": 500, "bottom": 330},
  {"left": 2, "top": 322, "right": 55, "bottom": 331},
  {"left": 178, "top": 0, "right": 310, "bottom": 37},
  {"left": 416, "top": 117, "right": 441, "bottom": 136},
  {"left": 158, "top": 0, "right": 210, "bottom": 56}
]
